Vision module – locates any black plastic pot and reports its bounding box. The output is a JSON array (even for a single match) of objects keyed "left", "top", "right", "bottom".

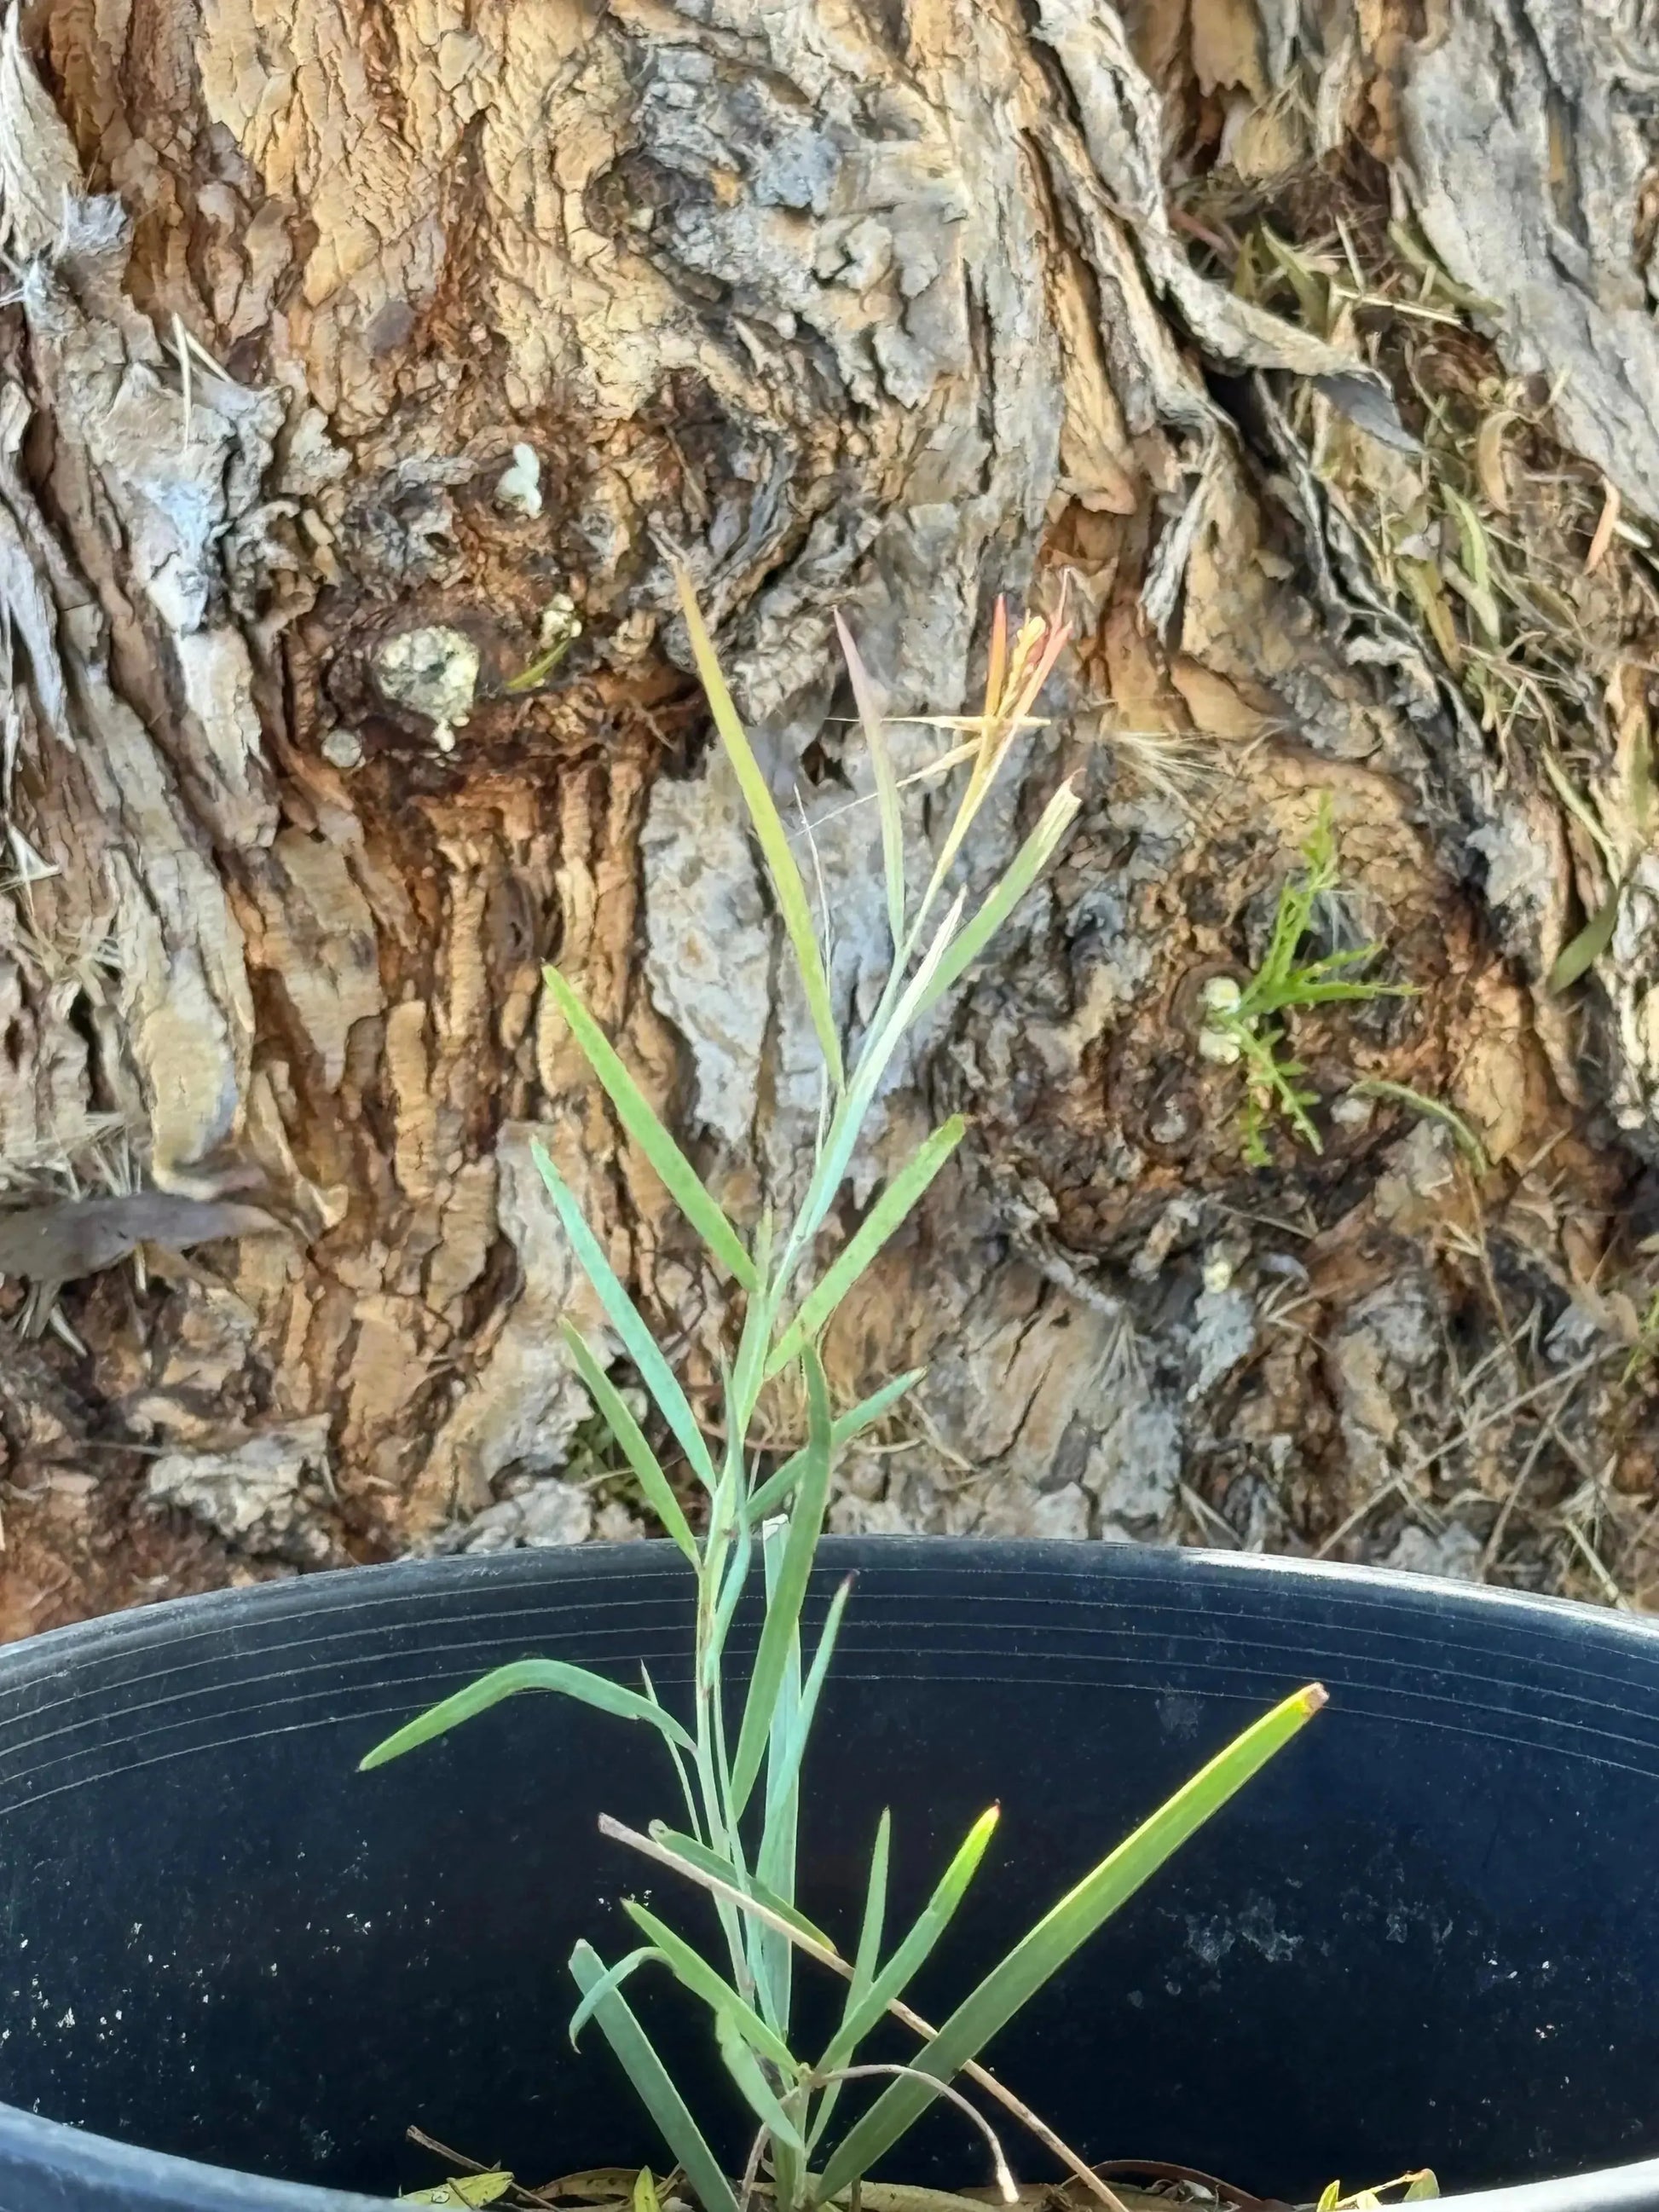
[{"left": 3, "top": 1541, "right": 1659, "bottom": 2212}]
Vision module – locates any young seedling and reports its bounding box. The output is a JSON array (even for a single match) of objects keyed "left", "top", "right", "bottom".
[
  {"left": 361, "top": 575, "right": 1327, "bottom": 2212},
  {"left": 1198, "top": 802, "right": 1412, "bottom": 1167}
]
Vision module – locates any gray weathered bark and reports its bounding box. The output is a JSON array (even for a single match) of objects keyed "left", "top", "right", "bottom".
[{"left": 1, "top": 0, "right": 1656, "bottom": 1626}]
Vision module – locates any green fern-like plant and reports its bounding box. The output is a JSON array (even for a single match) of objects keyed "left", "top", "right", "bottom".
[{"left": 1199, "top": 802, "right": 1412, "bottom": 1167}]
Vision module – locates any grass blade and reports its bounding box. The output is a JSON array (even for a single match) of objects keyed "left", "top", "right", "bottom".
[
  {"left": 544, "top": 967, "right": 756, "bottom": 1291},
  {"left": 818, "top": 1805, "right": 999, "bottom": 2073},
  {"left": 728, "top": 1347, "right": 834, "bottom": 1814},
  {"left": 850, "top": 1811, "right": 890, "bottom": 2002},
  {"left": 746, "top": 1370, "right": 924, "bottom": 1523},
  {"left": 649, "top": 1827, "right": 835, "bottom": 1949},
  {"left": 621, "top": 1902, "right": 798, "bottom": 2072},
  {"left": 755, "top": 1521, "right": 803, "bottom": 2032},
  {"left": 533, "top": 1140, "right": 716, "bottom": 1492},
  {"left": 760, "top": 1574, "right": 851, "bottom": 1860},
  {"left": 569, "top": 1941, "right": 739, "bottom": 2212},
  {"left": 766, "top": 1121, "right": 964, "bottom": 1380},
  {"left": 814, "top": 1684, "right": 1327, "bottom": 2202},
  {"left": 807, "top": 1807, "right": 893, "bottom": 2156},
  {"left": 715, "top": 2011, "right": 806, "bottom": 2155},
  {"left": 910, "top": 783, "right": 1080, "bottom": 1025},
  {"left": 357, "top": 1657, "right": 696, "bottom": 1770},
  {"left": 1548, "top": 882, "right": 1623, "bottom": 992},
  {"left": 676, "top": 567, "right": 844, "bottom": 1092},
  {"left": 835, "top": 611, "right": 905, "bottom": 952},
  {"left": 650, "top": 1827, "right": 835, "bottom": 1949},
  {"left": 560, "top": 1322, "right": 699, "bottom": 1565},
  {"left": 569, "top": 1945, "right": 662, "bottom": 2047}
]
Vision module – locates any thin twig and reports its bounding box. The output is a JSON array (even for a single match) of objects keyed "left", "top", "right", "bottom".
[
  {"left": 1315, "top": 1349, "right": 1616, "bottom": 1558},
  {"left": 737, "top": 2122, "right": 771, "bottom": 2212},
  {"left": 1480, "top": 1416, "right": 1558, "bottom": 1575},
  {"left": 404, "top": 2125, "right": 563, "bottom": 2211},
  {"left": 598, "top": 1819, "right": 1129, "bottom": 2212},
  {"left": 812, "top": 2067, "right": 1015, "bottom": 2204}
]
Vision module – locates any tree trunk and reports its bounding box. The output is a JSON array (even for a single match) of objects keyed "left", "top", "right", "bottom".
[{"left": 1, "top": 0, "right": 1656, "bottom": 1629}]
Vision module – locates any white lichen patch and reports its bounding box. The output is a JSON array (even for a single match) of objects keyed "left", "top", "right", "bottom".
[
  {"left": 494, "top": 443, "right": 542, "bottom": 518},
  {"left": 374, "top": 626, "right": 480, "bottom": 753}
]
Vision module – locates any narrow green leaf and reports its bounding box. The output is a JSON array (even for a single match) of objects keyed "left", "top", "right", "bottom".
[
  {"left": 714, "top": 2010, "right": 806, "bottom": 2155},
  {"left": 357, "top": 1657, "right": 696, "bottom": 1770},
  {"left": 544, "top": 968, "right": 756, "bottom": 1290},
  {"left": 807, "top": 1807, "right": 893, "bottom": 2155},
  {"left": 647, "top": 1827, "right": 835, "bottom": 1949},
  {"left": 766, "top": 1121, "right": 965, "bottom": 1381},
  {"left": 815, "top": 1684, "right": 1327, "bottom": 2203},
  {"left": 910, "top": 783, "right": 1080, "bottom": 1025},
  {"left": 728, "top": 1214, "right": 780, "bottom": 1439},
  {"left": 835, "top": 611, "right": 906, "bottom": 953},
  {"left": 621, "top": 1902, "right": 798, "bottom": 2073},
  {"left": 532, "top": 1140, "right": 716, "bottom": 1491},
  {"left": 728, "top": 1347, "right": 834, "bottom": 1814},
  {"left": 818, "top": 1805, "right": 1000, "bottom": 2073},
  {"left": 746, "top": 1371, "right": 924, "bottom": 1524},
  {"left": 851, "top": 1811, "right": 891, "bottom": 2001},
  {"left": 1540, "top": 751, "right": 1620, "bottom": 867},
  {"left": 560, "top": 1322, "right": 699, "bottom": 1565},
  {"left": 755, "top": 1521, "right": 804, "bottom": 2033},
  {"left": 708, "top": 1513, "right": 754, "bottom": 1674},
  {"left": 569, "top": 1944, "right": 662, "bottom": 2047},
  {"left": 1548, "top": 883, "right": 1624, "bottom": 992},
  {"left": 676, "top": 567, "right": 844, "bottom": 1091},
  {"left": 640, "top": 1666, "right": 702, "bottom": 1834},
  {"left": 787, "top": 894, "right": 963, "bottom": 1263},
  {"left": 635, "top": 2172, "right": 661, "bottom": 2212},
  {"left": 760, "top": 1574, "right": 850, "bottom": 1868},
  {"left": 569, "top": 1942, "right": 738, "bottom": 2212}
]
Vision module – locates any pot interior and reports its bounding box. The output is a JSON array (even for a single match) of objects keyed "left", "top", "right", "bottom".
[{"left": 2, "top": 1541, "right": 1658, "bottom": 2203}]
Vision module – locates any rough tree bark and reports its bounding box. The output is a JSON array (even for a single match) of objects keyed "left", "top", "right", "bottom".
[{"left": 1, "top": 0, "right": 1656, "bottom": 1627}]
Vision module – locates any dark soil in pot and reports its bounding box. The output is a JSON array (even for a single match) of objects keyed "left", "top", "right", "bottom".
[{"left": 2, "top": 1540, "right": 1659, "bottom": 2212}]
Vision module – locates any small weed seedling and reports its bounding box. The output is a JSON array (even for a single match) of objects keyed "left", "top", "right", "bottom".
[
  {"left": 361, "top": 576, "right": 1327, "bottom": 2212},
  {"left": 1198, "top": 804, "right": 1412, "bottom": 1167}
]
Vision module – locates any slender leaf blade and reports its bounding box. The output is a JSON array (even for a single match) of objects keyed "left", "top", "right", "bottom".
[
  {"left": 560, "top": 1322, "right": 699, "bottom": 1565},
  {"left": 835, "top": 611, "right": 905, "bottom": 952},
  {"left": 746, "top": 1370, "right": 925, "bottom": 1524},
  {"left": 747, "top": 1371, "right": 928, "bottom": 1530},
  {"left": 358, "top": 1657, "right": 696, "bottom": 1770},
  {"left": 766, "top": 1121, "right": 964, "bottom": 1380},
  {"left": 910, "top": 783, "right": 1080, "bottom": 1025},
  {"left": 728, "top": 1347, "right": 835, "bottom": 1813},
  {"left": 648, "top": 1827, "right": 835, "bottom": 1949},
  {"left": 676, "top": 567, "right": 843, "bottom": 1090},
  {"left": 807, "top": 1806, "right": 893, "bottom": 2156},
  {"left": 760, "top": 1574, "right": 851, "bottom": 1862},
  {"left": 544, "top": 968, "right": 755, "bottom": 1289},
  {"left": 755, "top": 1520, "right": 803, "bottom": 2032},
  {"left": 569, "top": 1945, "right": 662, "bottom": 2047},
  {"left": 818, "top": 1805, "right": 999, "bottom": 2072},
  {"left": 1548, "top": 883, "right": 1623, "bottom": 992},
  {"left": 569, "top": 1942, "right": 738, "bottom": 2212},
  {"left": 714, "top": 2011, "right": 806, "bottom": 2154},
  {"left": 533, "top": 1140, "right": 717, "bottom": 1491},
  {"left": 621, "top": 1902, "right": 797, "bottom": 2072},
  {"left": 815, "top": 1684, "right": 1327, "bottom": 2201}
]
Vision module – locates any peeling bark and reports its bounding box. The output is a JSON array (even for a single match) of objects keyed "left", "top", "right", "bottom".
[{"left": 1, "top": 0, "right": 1658, "bottom": 1623}]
